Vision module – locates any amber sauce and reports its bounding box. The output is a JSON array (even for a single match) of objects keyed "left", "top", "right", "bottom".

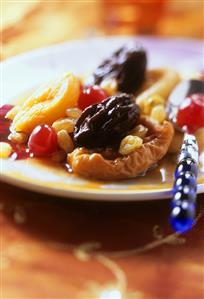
[{"left": 0, "top": 103, "right": 177, "bottom": 189}]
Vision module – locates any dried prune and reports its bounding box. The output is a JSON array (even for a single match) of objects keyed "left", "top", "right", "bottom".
[
  {"left": 93, "top": 43, "right": 147, "bottom": 93},
  {"left": 74, "top": 94, "right": 140, "bottom": 149}
]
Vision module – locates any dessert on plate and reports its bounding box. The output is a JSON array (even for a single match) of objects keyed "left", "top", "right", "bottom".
[{"left": 0, "top": 43, "right": 203, "bottom": 180}]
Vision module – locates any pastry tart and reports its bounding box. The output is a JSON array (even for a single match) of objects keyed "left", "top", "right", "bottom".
[{"left": 69, "top": 116, "right": 174, "bottom": 180}]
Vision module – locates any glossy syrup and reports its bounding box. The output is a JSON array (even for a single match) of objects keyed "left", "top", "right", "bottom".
[{"left": 0, "top": 105, "right": 30, "bottom": 160}]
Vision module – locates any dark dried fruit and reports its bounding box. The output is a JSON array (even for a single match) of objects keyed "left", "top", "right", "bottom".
[
  {"left": 93, "top": 43, "right": 147, "bottom": 93},
  {"left": 74, "top": 94, "right": 140, "bottom": 149}
]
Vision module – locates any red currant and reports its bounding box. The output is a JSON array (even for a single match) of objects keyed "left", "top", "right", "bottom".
[
  {"left": 0, "top": 105, "right": 13, "bottom": 140},
  {"left": 78, "top": 85, "right": 108, "bottom": 110},
  {"left": 0, "top": 104, "right": 14, "bottom": 117},
  {"left": 176, "top": 93, "right": 204, "bottom": 133},
  {"left": 28, "top": 125, "right": 58, "bottom": 157}
]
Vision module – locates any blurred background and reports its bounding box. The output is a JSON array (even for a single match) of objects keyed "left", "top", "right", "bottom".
[{"left": 1, "top": 0, "right": 204, "bottom": 60}]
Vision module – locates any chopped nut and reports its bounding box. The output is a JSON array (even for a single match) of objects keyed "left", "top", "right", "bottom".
[
  {"left": 57, "top": 129, "right": 74, "bottom": 153},
  {"left": 8, "top": 131, "right": 28, "bottom": 144},
  {"left": 66, "top": 108, "right": 82, "bottom": 119},
  {"left": 119, "top": 135, "right": 143, "bottom": 155},
  {"left": 52, "top": 118, "right": 75, "bottom": 133},
  {"left": 5, "top": 105, "right": 21, "bottom": 120},
  {"left": 143, "top": 95, "right": 165, "bottom": 115},
  {"left": 130, "top": 124, "right": 148, "bottom": 139},
  {"left": 138, "top": 94, "right": 165, "bottom": 115},
  {"left": 0, "top": 142, "right": 12, "bottom": 158},
  {"left": 100, "top": 78, "right": 118, "bottom": 95},
  {"left": 150, "top": 104, "right": 166, "bottom": 123}
]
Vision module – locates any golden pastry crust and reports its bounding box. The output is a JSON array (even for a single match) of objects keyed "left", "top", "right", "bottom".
[{"left": 68, "top": 117, "right": 174, "bottom": 180}]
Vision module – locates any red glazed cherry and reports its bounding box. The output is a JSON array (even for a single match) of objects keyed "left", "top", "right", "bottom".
[
  {"left": 176, "top": 93, "right": 204, "bottom": 133},
  {"left": 28, "top": 125, "right": 58, "bottom": 157},
  {"left": 78, "top": 85, "right": 108, "bottom": 110}
]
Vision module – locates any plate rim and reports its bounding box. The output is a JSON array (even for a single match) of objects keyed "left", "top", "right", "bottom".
[
  {"left": 1, "top": 35, "right": 204, "bottom": 200},
  {"left": 1, "top": 171, "right": 204, "bottom": 201},
  {"left": 1, "top": 35, "right": 204, "bottom": 67}
]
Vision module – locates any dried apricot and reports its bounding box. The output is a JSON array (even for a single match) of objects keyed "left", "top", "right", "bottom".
[{"left": 11, "top": 73, "right": 80, "bottom": 133}]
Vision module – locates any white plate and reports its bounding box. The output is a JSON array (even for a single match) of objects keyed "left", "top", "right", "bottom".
[{"left": 1, "top": 36, "right": 204, "bottom": 200}]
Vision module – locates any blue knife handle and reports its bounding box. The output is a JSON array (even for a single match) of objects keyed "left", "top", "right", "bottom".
[{"left": 170, "top": 133, "right": 198, "bottom": 233}]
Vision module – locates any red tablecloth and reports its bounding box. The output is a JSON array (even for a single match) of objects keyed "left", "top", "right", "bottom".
[{"left": 1, "top": 181, "right": 204, "bottom": 299}]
